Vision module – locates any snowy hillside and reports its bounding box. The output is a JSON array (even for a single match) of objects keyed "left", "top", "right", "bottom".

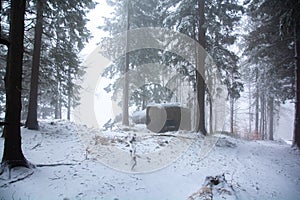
[{"left": 0, "top": 120, "right": 299, "bottom": 200}]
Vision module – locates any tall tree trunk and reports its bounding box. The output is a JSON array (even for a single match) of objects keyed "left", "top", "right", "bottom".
[
  {"left": 67, "top": 66, "right": 71, "bottom": 120},
  {"left": 141, "top": 73, "right": 146, "bottom": 110},
  {"left": 54, "top": 66, "right": 61, "bottom": 119},
  {"left": 122, "top": 0, "right": 130, "bottom": 126},
  {"left": 260, "top": 95, "right": 265, "bottom": 140},
  {"left": 268, "top": 96, "right": 274, "bottom": 140},
  {"left": 67, "top": 92, "right": 71, "bottom": 120},
  {"left": 25, "top": 0, "right": 43, "bottom": 130},
  {"left": 248, "top": 78, "right": 252, "bottom": 135},
  {"left": 54, "top": 92, "right": 60, "bottom": 119},
  {"left": 59, "top": 96, "right": 62, "bottom": 119},
  {"left": 1, "top": 0, "right": 29, "bottom": 168},
  {"left": 196, "top": 0, "right": 207, "bottom": 135},
  {"left": 230, "top": 96, "right": 234, "bottom": 134},
  {"left": 142, "top": 90, "right": 146, "bottom": 110},
  {"left": 293, "top": 21, "right": 300, "bottom": 148},
  {"left": 254, "top": 68, "right": 259, "bottom": 138},
  {"left": 208, "top": 92, "right": 213, "bottom": 134}
]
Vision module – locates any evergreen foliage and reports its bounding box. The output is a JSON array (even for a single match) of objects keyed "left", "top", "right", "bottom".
[{"left": 100, "top": 0, "right": 244, "bottom": 129}]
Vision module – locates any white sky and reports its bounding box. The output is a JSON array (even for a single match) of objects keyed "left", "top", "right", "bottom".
[
  {"left": 79, "top": 0, "right": 114, "bottom": 127},
  {"left": 80, "top": 0, "right": 112, "bottom": 59}
]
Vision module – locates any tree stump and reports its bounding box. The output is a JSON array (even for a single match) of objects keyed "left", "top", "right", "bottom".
[{"left": 146, "top": 104, "right": 191, "bottom": 133}]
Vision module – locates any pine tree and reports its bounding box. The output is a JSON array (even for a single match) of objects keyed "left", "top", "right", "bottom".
[
  {"left": 122, "top": 0, "right": 131, "bottom": 126},
  {"left": 196, "top": 0, "right": 207, "bottom": 135},
  {"left": 294, "top": 22, "right": 300, "bottom": 148},
  {"left": 25, "top": 0, "right": 43, "bottom": 130},
  {"left": 162, "top": 0, "right": 244, "bottom": 133},
  {"left": 1, "top": 0, "right": 30, "bottom": 168},
  {"left": 276, "top": 0, "right": 300, "bottom": 148},
  {"left": 100, "top": 0, "right": 244, "bottom": 133},
  {"left": 100, "top": 0, "right": 166, "bottom": 122},
  {"left": 24, "top": 0, "right": 95, "bottom": 123}
]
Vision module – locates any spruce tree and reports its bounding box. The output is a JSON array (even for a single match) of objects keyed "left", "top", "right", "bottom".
[
  {"left": 163, "top": 0, "right": 244, "bottom": 133},
  {"left": 100, "top": 0, "right": 166, "bottom": 121},
  {"left": 24, "top": 0, "right": 95, "bottom": 123},
  {"left": 1, "top": 0, "right": 30, "bottom": 169}
]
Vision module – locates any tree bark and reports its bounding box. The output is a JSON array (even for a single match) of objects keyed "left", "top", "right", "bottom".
[
  {"left": 67, "top": 66, "right": 71, "bottom": 120},
  {"left": 196, "top": 0, "right": 207, "bottom": 135},
  {"left": 230, "top": 96, "right": 234, "bottom": 134},
  {"left": 141, "top": 73, "right": 146, "bottom": 110},
  {"left": 67, "top": 92, "right": 71, "bottom": 120},
  {"left": 254, "top": 69, "right": 259, "bottom": 138},
  {"left": 122, "top": 0, "right": 130, "bottom": 126},
  {"left": 54, "top": 94, "right": 60, "bottom": 119},
  {"left": 1, "top": 0, "right": 29, "bottom": 168},
  {"left": 54, "top": 65, "right": 62, "bottom": 120},
  {"left": 260, "top": 94, "right": 265, "bottom": 140},
  {"left": 54, "top": 95, "right": 62, "bottom": 119},
  {"left": 293, "top": 21, "right": 300, "bottom": 148},
  {"left": 268, "top": 96, "right": 274, "bottom": 140},
  {"left": 25, "top": 0, "right": 43, "bottom": 130},
  {"left": 248, "top": 79, "right": 252, "bottom": 136},
  {"left": 208, "top": 92, "right": 213, "bottom": 134}
]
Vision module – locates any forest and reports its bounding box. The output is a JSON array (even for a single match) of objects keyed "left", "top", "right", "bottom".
[{"left": 0, "top": 0, "right": 299, "bottom": 199}]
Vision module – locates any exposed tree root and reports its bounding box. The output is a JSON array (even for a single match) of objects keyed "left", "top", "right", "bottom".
[
  {"left": 0, "top": 160, "right": 34, "bottom": 179},
  {"left": 0, "top": 171, "right": 34, "bottom": 188},
  {"left": 0, "top": 161, "right": 78, "bottom": 181},
  {"left": 0, "top": 161, "right": 80, "bottom": 187},
  {"left": 152, "top": 134, "right": 195, "bottom": 140},
  {"left": 35, "top": 163, "right": 78, "bottom": 167}
]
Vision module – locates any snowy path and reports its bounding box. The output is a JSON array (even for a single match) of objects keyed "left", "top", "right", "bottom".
[
  {"left": 0, "top": 120, "right": 299, "bottom": 200},
  {"left": 233, "top": 140, "right": 300, "bottom": 199}
]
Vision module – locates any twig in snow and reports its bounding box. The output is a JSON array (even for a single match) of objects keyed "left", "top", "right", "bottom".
[
  {"left": 128, "top": 134, "right": 137, "bottom": 170},
  {"left": 188, "top": 174, "right": 237, "bottom": 200},
  {"left": 131, "top": 155, "right": 137, "bottom": 170},
  {"left": 104, "top": 182, "right": 115, "bottom": 190},
  {"left": 85, "top": 147, "right": 91, "bottom": 160},
  {"left": 136, "top": 187, "right": 146, "bottom": 191},
  {"left": 31, "top": 143, "right": 41, "bottom": 150}
]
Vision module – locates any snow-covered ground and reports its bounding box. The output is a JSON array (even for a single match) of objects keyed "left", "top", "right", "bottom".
[{"left": 0, "top": 120, "right": 299, "bottom": 200}]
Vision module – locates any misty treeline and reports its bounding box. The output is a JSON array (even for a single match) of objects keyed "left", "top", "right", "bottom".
[
  {"left": 242, "top": 1, "right": 298, "bottom": 141},
  {"left": 100, "top": 0, "right": 244, "bottom": 135},
  {"left": 0, "top": 0, "right": 299, "bottom": 169},
  {"left": 100, "top": 0, "right": 299, "bottom": 147}
]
